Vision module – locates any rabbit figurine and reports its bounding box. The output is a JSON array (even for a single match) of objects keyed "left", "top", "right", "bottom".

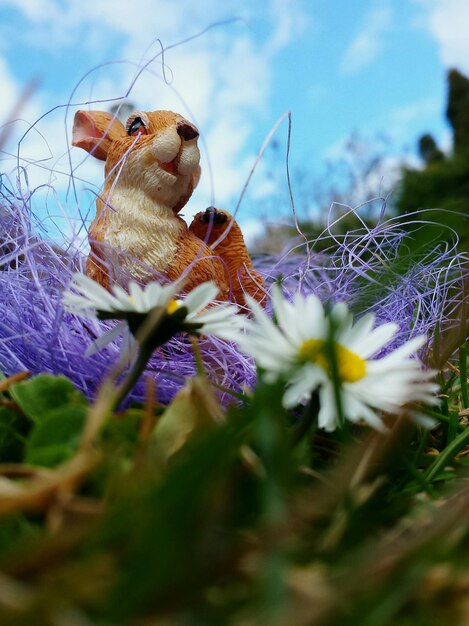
[{"left": 72, "top": 109, "right": 264, "bottom": 305}]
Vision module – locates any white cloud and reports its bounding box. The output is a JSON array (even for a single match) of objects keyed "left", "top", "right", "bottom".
[
  {"left": 194, "top": 114, "right": 253, "bottom": 211},
  {"left": 265, "top": 0, "right": 312, "bottom": 55},
  {"left": 416, "top": 0, "right": 469, "bottom": 74},
  {"left": 0, "top": 0, "right": 52, "bottom": 21},
  {"left": 240, "top": 217, "right": 266, "bottom": 245},
  {"left": 340, "top": 4, "right": 393, "bottom": 74},
  {"left": 386, "top": 97, "right": 441, "bottom": 141}
]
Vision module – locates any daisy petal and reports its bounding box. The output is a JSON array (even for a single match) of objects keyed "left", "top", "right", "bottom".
[
  {"left": 184, "top": 281, "right": 218, "bottom": 314},
  {"left": 84, "top": 321, "right": 127, "bottom": 356}
]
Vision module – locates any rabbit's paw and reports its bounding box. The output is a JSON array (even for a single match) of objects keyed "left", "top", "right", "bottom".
[
  {"left": 189, "top": 206, "right": 234, "bottom": 244},
  {"left": 197, "top": 206, "right": 229, "bottom": 226}
]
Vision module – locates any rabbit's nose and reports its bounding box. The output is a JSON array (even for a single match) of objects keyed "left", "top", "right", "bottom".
[{"left": 177, "top": 121, "right": 199, "bottom": 141}]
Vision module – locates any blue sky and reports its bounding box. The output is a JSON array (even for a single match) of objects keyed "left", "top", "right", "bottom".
[{"left": 0, "top": 0, "right": 468, "bottom": 240}]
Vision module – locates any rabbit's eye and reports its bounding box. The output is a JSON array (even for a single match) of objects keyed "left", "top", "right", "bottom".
[{"left": 127, "top": 116, "right": 147, "bottom": 136}]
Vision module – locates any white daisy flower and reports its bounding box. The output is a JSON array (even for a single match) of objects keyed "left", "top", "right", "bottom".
[
  {"left": 62, "top": 272, "right": 181, "bottom": 317},
  {"left": 63, "top": 273, "right": 244, "bottom": 355},
  {"left": 240, "top": 285, "right": 439, "bottom": 432}
]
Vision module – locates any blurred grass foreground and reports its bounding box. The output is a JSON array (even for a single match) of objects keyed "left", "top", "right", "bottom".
[{"left": 0, "top": 76, "right": 469, "bottom": 624}]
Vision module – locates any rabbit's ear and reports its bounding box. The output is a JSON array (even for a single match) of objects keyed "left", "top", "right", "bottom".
[{"left": 72, "top": 110, "right": 125, "bottom": 161}]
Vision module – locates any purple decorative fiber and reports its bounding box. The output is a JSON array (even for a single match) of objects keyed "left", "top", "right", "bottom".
[
  {"left": 0, "top": 181, "right": 257, "bottom": 404},
  {"left": 255, "top": 209, "right": 468, "bottom": 350},
  {"left": 0, "top": 181, "right": 467, "bottom": 405}
]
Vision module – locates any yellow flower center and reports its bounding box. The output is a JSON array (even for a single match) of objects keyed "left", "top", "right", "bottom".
[
  {"left": 298, "top": 338, "right": 366, "bottom": 383},
  {"left": 166, "top": 299, "right": 181, "bottom": 315}
]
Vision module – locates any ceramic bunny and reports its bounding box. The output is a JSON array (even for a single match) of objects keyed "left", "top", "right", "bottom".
[{"left": 72, "top": 109, "right": 264, "bottom": 305}]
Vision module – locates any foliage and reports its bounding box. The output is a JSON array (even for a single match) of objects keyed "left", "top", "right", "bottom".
[
  {"left": 446, "top": 69, "right": 469, "bottom": 154},
  {"left": 396, "top": 69, "right": 469, "bottom": 251},
  {"left": 0, "top": 301, "right": 467, "bottom": 625},
  {"left": 396, "top": 151, "right": 469, "bottom": 247}
]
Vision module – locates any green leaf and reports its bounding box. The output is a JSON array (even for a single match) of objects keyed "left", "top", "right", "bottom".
[
  {"left": 6, "top": 374, "right": 90, "bottom": 467},
  {"left": 0, "top": 513, "right": 40, "bottom": 558},
  {"left": 24, "top": 405, "right": 88, "bottom": 468},
  {"left": 101, "top": 410, "right": 141, "bottom": 455},
  {"left": 9, "top": 374, "right": 87, "bottom": 422},
  {"left": 102, "top": 408, "right": 252, "bottom": 620},
  {"left": 153, "top": 376, "right": 222, "bottom": 462},
  {"left": 0, "top": 405, "right": 30, "bottom": 462}
]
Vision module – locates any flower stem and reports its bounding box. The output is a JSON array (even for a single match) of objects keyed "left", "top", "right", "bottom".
[
  {"left": 424, "top": 423, "right": 469, "bottom": 483},
  {"left": 325, "top": 315, "right": 345, "bottom": 429},
  {"left": 191, "top": 336, "right": 206, "bottom": 378},
  {"left": 460, "top": 343, "right": 469, "bottom": 409},
  {"left": 291, "top": 390, "right": 319, "bottom": 445},
  {"left": 113, "top": 346, "right": 154, "bottom": 411}
]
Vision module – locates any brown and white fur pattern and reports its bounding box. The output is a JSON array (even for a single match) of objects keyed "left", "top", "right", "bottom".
[{"left": 72, "top": 109, "right": 264, "bottom": 305}]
